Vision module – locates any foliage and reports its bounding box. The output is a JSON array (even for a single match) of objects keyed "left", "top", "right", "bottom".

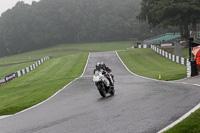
[
  {"left": 137, "top": 0, "right": 200, "bottom": 43},
  {"left": 0, "top": 0, "right": 178, "bottom": 57}
]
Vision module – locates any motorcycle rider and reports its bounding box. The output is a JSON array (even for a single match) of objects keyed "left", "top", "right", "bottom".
[
  {"left": 94, "top": 62, "right": 114, "bottom": 87},
  {"left": 100, "top": 62, "right": 114, "bottom": 84},
  {"left": 93, "top": 62, "right": 102, "bottom": 74}
]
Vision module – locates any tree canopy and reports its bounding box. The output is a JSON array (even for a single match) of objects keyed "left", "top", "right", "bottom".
[
  {"left": 0, "top": 0, "right": 178, "bottom": 57},
  {"left": 137, "top": 0, "right": 200, "bottom": 42}
]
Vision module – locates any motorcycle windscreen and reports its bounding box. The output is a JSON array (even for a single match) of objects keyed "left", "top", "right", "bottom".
[
  {"left": 93, "top": 71, "right": 101, "bottom": 82},
  {"left": 94, "top": 70, "right": 100, "bottom": 76}
]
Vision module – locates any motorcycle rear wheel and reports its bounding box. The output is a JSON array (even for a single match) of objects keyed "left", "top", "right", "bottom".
[{"left": 109, "top": 87, "right": 115, "bottom": 95}]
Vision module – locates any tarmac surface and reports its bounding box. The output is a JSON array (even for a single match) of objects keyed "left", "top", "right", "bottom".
[
  {"left": 0, "top": 51, "right": 200, "bottom": 133},
  {"left": 177, "top": 74, "right": 200, "bottom": 85}
]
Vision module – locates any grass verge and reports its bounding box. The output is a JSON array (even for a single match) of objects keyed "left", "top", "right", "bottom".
[
  {"left": 0, "top": 53, "right": 88, "bottom": 115},
  {"left": 163, "top": 109, "right": 200, "bottom": 133},
  {"left": 118, "top": 49, "right": 186, "bottom": 81}
]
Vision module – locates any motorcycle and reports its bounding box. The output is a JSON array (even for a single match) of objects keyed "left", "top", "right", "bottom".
[{"left": 93, "top": 70, "right": 115, "bottom": 97}]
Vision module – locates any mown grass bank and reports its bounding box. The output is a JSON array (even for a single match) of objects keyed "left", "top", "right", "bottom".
[
  {"left": 0, "top": 41, "right": 188, "bottom": 118},
  {"left": 0, "top": 53, "right": 88, "bottom": 115},
  {"left": 118, "top": 49, "right": 186, "bottom": 81},
  {"left": 0, "top": 41, "right": 131, "bottom": 65},
  {"left": 0, "top": 41, "right": 131, "bottom": 78},
  {"left": 0, "top": 41, "right": 132, "bottom": 116}
]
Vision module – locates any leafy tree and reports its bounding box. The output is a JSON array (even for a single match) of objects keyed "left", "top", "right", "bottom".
[
  {"left": 137, "top": 0, "right": 200, "bottom": 45},
  {"left": 0, "top": 0, "right": 180, "bottom": 56}
]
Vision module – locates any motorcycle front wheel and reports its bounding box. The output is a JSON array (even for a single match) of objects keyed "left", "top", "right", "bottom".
[{"left": 98, "top": 84, "right": 106, "bottom": 97}]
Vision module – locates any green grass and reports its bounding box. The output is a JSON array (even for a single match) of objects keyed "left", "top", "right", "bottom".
[
  {"left": 164, "top": 109, "right": 200, "bottom": 133},
  {"left": 0, "top": 53, "right": 88, "bottom": 115},
  {"left": 0, "top": 41, "right": 131, "bottom": 78},
  {"left": 0, "top": 41, "right": 187, "bottom": 117},
  {"left": 55, "top": 41, "right": 132, "bottom": 52},
  {"left": 0, "top": 41, "right": 131, "bottom": 65},
  {"left": 183, "top": 48, "right": 189, "bottom": 59},
  {"left": 118, "top": 49, "right": 186, "bottom": 81},
  {"left": 0, "top": 41, "right": 132, "bottom": 115}
]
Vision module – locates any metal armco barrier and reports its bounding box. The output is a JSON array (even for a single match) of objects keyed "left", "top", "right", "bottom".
[{"left": 0, "top": 56, "right": 51, "bottom": 87}]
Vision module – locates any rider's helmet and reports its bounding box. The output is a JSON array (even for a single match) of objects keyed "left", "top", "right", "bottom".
[
  {"left": 100, "top": 62, "right": 106, "bottom": 69},
  {"left": 96, "top": 62, "right": 101, "bottom": 69}
]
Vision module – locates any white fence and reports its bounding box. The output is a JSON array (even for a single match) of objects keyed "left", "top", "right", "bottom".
[
  {"left": 15, "top": 56, "right": 51, "bottom": 77},
  {"left": 0, "top": 56, "right": 51, "bottom": 86},
  {"left": 137, "top": 44, "right": 191, "bottom": 77}
]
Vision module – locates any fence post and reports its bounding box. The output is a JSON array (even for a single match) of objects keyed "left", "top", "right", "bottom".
[{"left": 187, "top": 60, "right": 191, "bottom": 77}]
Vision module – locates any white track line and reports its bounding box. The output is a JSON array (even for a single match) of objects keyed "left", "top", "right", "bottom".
[
  {"left": 115, "top": 51, "right": 200, "bottom": 133},
  {"left": 157, "top": 103, "right": 200, "bottom": 133},
  {"left": 0, "top": 53, "right": 91, "bottom": 120}
]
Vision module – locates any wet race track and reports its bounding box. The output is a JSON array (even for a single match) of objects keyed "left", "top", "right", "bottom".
[{"left": 1, "top": 51, "right": 200, "bottom": 133}]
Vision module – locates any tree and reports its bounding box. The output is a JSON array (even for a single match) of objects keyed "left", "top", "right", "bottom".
[
  {"left": 137, "top": 0, "right": 200, "bottom": 46},
  {"left": 0, "top": 2, "right": 32, "bottom": 55},
  {"left": 0, "top": 0, "right": 179, "bottom": 57}
]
